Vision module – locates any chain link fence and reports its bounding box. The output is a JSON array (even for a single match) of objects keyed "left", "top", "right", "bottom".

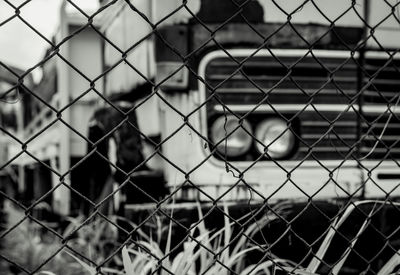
[{"left": 1, "top": 0, "right": 400, "bottom": 274}]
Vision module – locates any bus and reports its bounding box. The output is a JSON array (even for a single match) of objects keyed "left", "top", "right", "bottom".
[{"left": 98, "top": 0, "right": 400, "bottom": 212}]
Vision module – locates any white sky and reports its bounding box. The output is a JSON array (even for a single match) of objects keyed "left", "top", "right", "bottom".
[
  {"left": 0, "top": 0, "right": 62, "bottom": 70},
  {"left": 0, "top": 0, "right": 99, "bottom": 76}
]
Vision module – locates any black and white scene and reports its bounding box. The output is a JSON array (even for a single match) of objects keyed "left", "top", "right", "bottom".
[{"left": 1, "top": 0, "right": 400, "bottom": 274}]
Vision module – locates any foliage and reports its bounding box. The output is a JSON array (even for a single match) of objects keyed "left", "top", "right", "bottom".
[
  {"left": 5, "top": 200, "right": 400, "bottom": 274},
  {"left": 68, "top": 201, "right": 400, "bottom": 275},
  {"left": 0, "top": 202, "right": 119, "bottom": 275},
  {"left": 70, "top": 203, "right": 294, "bottom": 275}
]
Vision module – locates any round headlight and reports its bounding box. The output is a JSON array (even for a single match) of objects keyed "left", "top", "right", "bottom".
[
  {"left": 210, "top": 115, "right": 253, "bottom": 157},
  {"left": 255, "top": 118, "right": 295, "bottom": 159}
]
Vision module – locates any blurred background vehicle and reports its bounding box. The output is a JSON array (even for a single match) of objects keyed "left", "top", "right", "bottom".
[{"left": 5, "top": 0, "right": 400, "bottom": 218}]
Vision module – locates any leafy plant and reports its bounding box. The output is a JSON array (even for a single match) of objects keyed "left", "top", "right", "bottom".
[
  {"left": 4, "top": 198, "right": 400, "bottom": 275},
  {"left": 0, "top": 211, "right": 85, "bottom": 274},
  {"left": 70, "top": 203, "right": 293, "bottom": 275},
  {"left": 62, "top": 215, "right": 119, "bottom": 264},
  {"left": 0, "top": 201, "right": 119, "bottom": 275}
]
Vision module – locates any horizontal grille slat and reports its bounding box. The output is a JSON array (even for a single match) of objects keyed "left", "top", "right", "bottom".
[
  {"left": 364, "top": 64, "right": 400, "bottom": 72},
  {"left": 208, "top": 57, "right": 356, "bottom": 68},
  {"left": 364, "top": 78, "right": 400, "bottom": 86},
  {"left": 360, "top": 114, "right": 400, "bottom": 159},
  {"left": 299, "top": 147, "right": 353, "bottom": 153},
  {"left": 216, "top": 88, "right": 357, "bottom": 95},
  {"left": 302, "top": 134, "right": 357, "bottom": 139},
  {"left": 208, "top": 81, "right": 357, "bottom": 91},
  {"left": 209, "top": 75, "right": 357, "bottom": 84},
  {"left": 364, "top": 135, "right": 399, "bottom": 141},
  {"left": 363, "top": 57, "right": 400, "bottom": 104},
  {"left": 302, "top": 121, "right": 357, "bottom": 127},
  {"left": 361, "top": 122, "right": 400, "bottom": 129},
  {"left": 360, "top": 148, "right": 400, "bottom": 154}
]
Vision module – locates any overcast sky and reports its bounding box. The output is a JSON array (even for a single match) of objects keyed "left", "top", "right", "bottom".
[
  {"left": 0, "top": 0, "right": 63, "bottom": 70},
  {"left": 0, "top": 0, "right": 99, "bottom": 78}
]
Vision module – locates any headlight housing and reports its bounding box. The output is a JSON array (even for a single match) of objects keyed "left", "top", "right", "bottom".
[
  {"left": 255, "top": 118, "right": 295, "bottom": 159},
  {"left": 210, "top": 115, "right": 253, "bottom": 157}
]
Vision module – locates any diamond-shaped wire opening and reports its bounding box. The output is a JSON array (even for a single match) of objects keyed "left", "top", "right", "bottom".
[{"left": 3, "top": 0, "right": 400, "bottom": 274}]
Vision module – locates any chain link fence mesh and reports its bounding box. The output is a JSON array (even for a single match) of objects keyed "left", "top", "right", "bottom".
[{"left": 1, "top": 0, "right": 400, "bottom": 274}]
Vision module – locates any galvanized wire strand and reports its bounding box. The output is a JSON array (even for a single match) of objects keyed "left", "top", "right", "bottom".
[{"left": 2, "top": 0, "right": 400, "bottom": 274}]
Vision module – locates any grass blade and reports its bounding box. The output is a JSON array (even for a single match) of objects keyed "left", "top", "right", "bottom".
[
  {"left": 65, "top": 250, "right": 97, "bottom": 275},
  {"left": 377, "top": 248, "right": 400, "bottom": 275},
  {"left": 122, "top": 246, "right": 135, "bottom": 275}
]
